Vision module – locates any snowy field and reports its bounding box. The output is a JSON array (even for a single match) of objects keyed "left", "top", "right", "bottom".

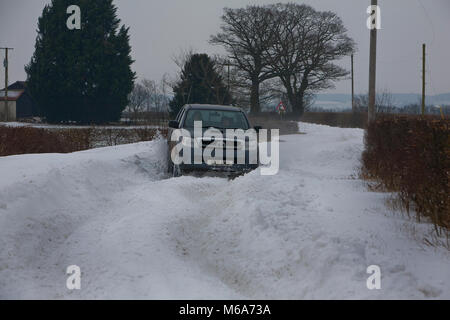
[{"left": 0, "top": 122, "right": 449, "bottom": 299}]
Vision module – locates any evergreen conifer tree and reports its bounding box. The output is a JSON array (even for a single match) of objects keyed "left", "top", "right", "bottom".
[
  {"left": 26, "top": 0, "right": 135, "bottom": 123},
  {"left": 169, "top": 54, "right": 232, "bottom": 118}
]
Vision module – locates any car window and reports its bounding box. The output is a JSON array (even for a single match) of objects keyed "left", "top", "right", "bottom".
[{"left": 183, "top": 110, "right": 249, "bottom": 129}]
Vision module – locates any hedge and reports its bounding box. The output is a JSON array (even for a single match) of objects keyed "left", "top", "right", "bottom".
[{"left": 362, "top": 116, "right": 449, "bottom": 231}]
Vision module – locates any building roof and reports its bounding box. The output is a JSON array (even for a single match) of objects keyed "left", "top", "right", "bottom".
[{"left": 1, "top": 81, "right": 28, "bottom": 91}]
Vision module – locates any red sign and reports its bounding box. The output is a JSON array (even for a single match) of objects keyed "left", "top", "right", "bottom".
[{"left": 276, "top": 101, "right": 286, "bottom": 112}]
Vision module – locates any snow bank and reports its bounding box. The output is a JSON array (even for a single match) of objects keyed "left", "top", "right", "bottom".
[{"left": 0, "top": 123, "right": 449, "bottom": 299}]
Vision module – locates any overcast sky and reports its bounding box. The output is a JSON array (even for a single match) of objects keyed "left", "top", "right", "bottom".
[{"left": 0, "top": 0, "right": 449, "bottom": 95}]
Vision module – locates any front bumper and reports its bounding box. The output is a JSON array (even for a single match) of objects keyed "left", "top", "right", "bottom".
[{"left": 179, "top": 163, "right": 258, "bottom": 176}]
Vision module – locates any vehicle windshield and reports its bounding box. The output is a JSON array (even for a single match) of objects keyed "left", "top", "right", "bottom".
[{"left": 183, "top": 109, "right": 249, "bottom": 129}]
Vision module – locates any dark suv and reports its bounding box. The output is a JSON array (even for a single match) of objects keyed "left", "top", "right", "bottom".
[{"left": 167, "top": 104, "right": 260, "bottom": 177}]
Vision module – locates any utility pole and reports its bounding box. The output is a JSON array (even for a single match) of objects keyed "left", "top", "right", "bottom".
[
  {"left": 368, "top": 0, "right": 378, "bottom": 123},
  {"left": 1, "top": 47, "right": 14, "bottom": 121},
  {"left": 421, "top": 43, "right": 426, "bottom": 115},
  {"left": 351, "top": 54, "right": 355, "bottom": 112},
  {"left": 227, "top": 63, "right": 230, "bottom": 91},
  {"left": 224, "top": 59, "right": 231, "bottom": 91}
]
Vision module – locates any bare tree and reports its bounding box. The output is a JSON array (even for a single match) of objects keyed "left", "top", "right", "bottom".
[
  {"left": 126, "top": 76, "right": 172, "bottom": 124},
  {"left": 267, "top": 4, "right": 355, "bottom": 116},
  {"left": 137, "top": 77, "right": 171, "bottom": 120},
  {"left": 159, "top": 73, "right": 171, "bottom": 112},
  {"left": 354, "top": 90, "right": 396, "bottom": 113},
  {"left": 141, "top": 79, "right": 156, "bottom": 112},
  {"left": 210, "top": 6, "right": 279, "bottom": 114},
  {"left": 128, "top": 82, "right": 148, "bottom": 121}
]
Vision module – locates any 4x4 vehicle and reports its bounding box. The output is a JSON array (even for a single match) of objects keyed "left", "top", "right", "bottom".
[{"left": 167, "top": 104, "right": 261, "bottom": 177}]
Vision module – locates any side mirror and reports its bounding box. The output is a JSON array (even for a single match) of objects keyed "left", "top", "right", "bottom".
[
  {"left": 168, "top": 120, "right": 179, "bottom": 129},
  {"left": 254, "top": 126, "right": 262, "bottom": 132}
]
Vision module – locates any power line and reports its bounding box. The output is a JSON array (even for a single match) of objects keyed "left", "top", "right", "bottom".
[
  {"left": 416, "top": 0, "right": 435, "bottom": 46},
  {"left": 377, "top": 0, "right": 435, "bottom": 65}
]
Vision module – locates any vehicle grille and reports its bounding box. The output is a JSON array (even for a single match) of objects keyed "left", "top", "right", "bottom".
[{"left": 199, "top": 138, "right": 245, "bottom": 163}]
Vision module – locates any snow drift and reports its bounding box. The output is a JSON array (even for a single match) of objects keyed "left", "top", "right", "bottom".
[{"left": 0, "top": 123, "right": 449, "bottom": 299}]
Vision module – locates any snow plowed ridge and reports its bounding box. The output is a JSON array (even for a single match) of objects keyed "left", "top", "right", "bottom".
[{"left": 0, "top": 123, "right": 449, "bottom": 299}]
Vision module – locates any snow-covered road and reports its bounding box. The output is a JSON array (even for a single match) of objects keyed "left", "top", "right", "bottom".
[{"left": 0, "top": 123, "right": 449, "bottom": 299}]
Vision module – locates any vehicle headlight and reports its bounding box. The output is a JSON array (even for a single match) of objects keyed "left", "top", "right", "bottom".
[{"left": 247, "top": 139, "right": 258, "bottom": 151}]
